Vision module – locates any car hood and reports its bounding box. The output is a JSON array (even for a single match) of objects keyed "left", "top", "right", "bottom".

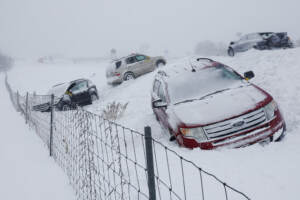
[
  {"left": 47, "top": 82, "right": 69, "bottom": 97},
  {"left": 172, "top": 85, "right": 268, "bottom": 126}
]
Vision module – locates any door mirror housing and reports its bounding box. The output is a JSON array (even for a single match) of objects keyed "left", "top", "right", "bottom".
[
  {"left": 244, "top": 71, "right": 255, "bottom": 80},
  {"left": 152, "top": 99, "right": 167, "bottom": 109},
  {"left": 230, "top": 41, "right": 235, "bottom": 45}
]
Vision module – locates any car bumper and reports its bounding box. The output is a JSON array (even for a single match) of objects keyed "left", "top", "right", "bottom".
[
  {"left": 107, "top": 76, "right": 122, "bottom": 85},
  {"left": 180, "top": 111, "right": 285, "bottom": 150}
]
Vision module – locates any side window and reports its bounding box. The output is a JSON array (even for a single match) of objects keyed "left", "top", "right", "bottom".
[
  {"left": 126, "top": 56, "right": 137, "bottom": 64},
  {"left": 135, "top": 55, "right": 146, "bottom": 62},
  {"left": 153, "top": 80, "right": 160, "bottom": 95},
  {"left": 115, "top": 61, "right": 122, "bottom": 69}
]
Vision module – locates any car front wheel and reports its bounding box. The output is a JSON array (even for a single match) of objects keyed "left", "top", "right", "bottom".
[{"left": 62, "top": 104, "right": 71, "bottom": 111}]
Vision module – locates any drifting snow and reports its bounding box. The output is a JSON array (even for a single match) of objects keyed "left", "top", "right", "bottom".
[
  {"left": 0, "top": 75, "right": 74, "bottom": 200},
  {"left": 6, "top": 48, "right": 300, "bottom": 200}
]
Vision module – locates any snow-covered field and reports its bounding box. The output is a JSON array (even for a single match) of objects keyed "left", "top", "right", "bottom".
[
  {"left": 0, "top": 75, "right": 74, "bottom": 200},
  {"left": 6, "top": 48, "right": 300, "bottom": 199}
]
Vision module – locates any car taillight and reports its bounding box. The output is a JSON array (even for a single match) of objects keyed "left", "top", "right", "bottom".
[{"left": 114, "top": 73, "right": 120, "bottom": 76}]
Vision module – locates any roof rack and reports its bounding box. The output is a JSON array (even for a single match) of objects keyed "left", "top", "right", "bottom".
[{"left": 196, "top": 58, "right": 214, "bottom": 62}]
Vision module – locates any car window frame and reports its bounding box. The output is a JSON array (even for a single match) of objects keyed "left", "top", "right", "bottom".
[{"left": 125, "top": 56, "right": 137, "bottom": 65}]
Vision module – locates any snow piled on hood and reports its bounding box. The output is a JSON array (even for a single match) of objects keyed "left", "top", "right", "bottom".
[{"left": 172, "top": 84, "right": 267, "bottom": 125}]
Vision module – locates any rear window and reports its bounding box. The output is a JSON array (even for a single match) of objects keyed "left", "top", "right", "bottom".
[{"left": 115, "top": 61, "right": 122, "bottom": 69}]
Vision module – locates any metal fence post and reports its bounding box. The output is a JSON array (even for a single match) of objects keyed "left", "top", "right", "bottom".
[
  {"left": 50, "top": 94, "right": 54, "bottom": 156},
  {"left": 25, "top": 92, "right": 29, "bottom": 124},
  {"left": 144, "top": 126, "right": 156, "bottom": 200}
]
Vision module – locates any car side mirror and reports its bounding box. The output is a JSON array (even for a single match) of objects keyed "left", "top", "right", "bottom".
[
  {"left": 230, "top": 41, "right": 234, "bottom": 45},
  {"left": 152, "top": 99, "right": 167, "bottom": 109},
  {"left": 244, "top": 71, "right": 255, "bottom": 80}
]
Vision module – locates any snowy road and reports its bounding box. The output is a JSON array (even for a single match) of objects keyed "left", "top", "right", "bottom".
[
  {"left": 0, "top": 74, "right": 74, "bottom": 200},
  {"left": 6, "top": 48, "right": 300, "bottom": 199}
]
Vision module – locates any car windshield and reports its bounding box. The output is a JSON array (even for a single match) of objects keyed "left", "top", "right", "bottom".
[{"left": 168, "top": 65, "right": 244, "bottom": 104}]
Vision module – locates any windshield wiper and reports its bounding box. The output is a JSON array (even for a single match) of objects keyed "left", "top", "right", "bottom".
[{"left": 174, "top": 88, "right": 231, "bottom": 106}]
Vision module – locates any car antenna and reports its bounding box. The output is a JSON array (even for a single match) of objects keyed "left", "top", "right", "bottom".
[{"left": 189, "top": 60, "right": 196, "bottom": 72}]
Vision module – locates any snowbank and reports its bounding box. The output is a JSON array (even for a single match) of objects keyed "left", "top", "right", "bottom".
[
  {"left": 0, "top": 74, "right": 74, "bottom": 200},
  {"left": 7, "top": 48, "right": 300, "bottom": 200}
]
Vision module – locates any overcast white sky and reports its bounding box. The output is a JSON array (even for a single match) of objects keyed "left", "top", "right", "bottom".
[{"left": 0, "top": 0, "right": 299, "bottom": 58}]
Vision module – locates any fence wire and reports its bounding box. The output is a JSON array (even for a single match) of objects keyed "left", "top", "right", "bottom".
[{"left": 5, "top": 76, "right": 251, "bottom": 200}]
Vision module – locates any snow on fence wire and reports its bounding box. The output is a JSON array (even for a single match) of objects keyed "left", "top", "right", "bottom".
[{"left": 5, "top": 76, "right": 251, "bottom": 200}]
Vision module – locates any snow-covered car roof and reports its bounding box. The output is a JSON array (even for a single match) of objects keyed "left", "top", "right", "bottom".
[{"left": 156, "top": 58, "right": 215, "bottom": 80}]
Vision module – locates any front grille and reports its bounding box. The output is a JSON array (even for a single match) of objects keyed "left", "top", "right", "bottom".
[{"left": 204, "top": 108, "right": 266, "bottom": 140}]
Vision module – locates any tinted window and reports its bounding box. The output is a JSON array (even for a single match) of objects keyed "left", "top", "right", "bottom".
[
  {"left": 136, "top": 55, "right": 146, "bottom": 61},
  {"left": 115, "top": 61, "right": 122, "bottom": 69},
  {"left": 126, "top": 57, "right": 136, "bottom": 64}
]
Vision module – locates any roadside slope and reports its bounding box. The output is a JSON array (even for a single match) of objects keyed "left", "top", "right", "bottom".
[{"left": 0, "top": 74, "right": 74, "bottom": 200}]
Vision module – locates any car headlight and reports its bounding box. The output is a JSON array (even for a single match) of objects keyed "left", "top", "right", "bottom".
[
  {"left": 180, "top": 127, "right": 208, "bottom": 141},
  {"left": 264, "top": 100, "right": 278, "bottom": 120}
]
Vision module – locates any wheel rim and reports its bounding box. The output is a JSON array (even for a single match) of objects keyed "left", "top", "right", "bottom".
[
  {"left": 62, "top": 105, "right": 70, "bottom": 111},
  {"left": 125, "top": 74, "right": 134, "bottom": 80}
]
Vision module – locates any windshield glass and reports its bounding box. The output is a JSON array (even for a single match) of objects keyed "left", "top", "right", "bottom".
[{"left": 169, "top": 64, "right": 244, "bottom": 104}]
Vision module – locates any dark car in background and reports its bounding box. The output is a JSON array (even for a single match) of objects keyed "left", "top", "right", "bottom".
[
  {"left": 151, "top": 58, "right": 286, "bottom": 149},
  {"left": 228, "top": 32, "right": 293, "bottom": 56},
  {"left": 33, "top": 79, "right": 98, "bottom": 111}
]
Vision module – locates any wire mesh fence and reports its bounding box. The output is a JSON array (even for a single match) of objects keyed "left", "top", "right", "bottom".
[{"left": 5, "top": 76, "right": 251, "bottom": 200}]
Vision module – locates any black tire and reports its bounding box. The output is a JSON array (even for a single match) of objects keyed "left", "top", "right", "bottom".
[
  {"left": 61, "top": 104, "right": 71, "bottom": 111},
  {"left": 123, "top": 72, "right": 135, "bottom": 81},
  {"left": 156, "top": 60, "right": 166, "bottom": 68},
  {"left": 228, "top": 48, "right": 235, "bottom": 57}
]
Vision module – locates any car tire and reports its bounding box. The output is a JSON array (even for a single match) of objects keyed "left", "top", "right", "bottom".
[
  {"left": 123, "top": 72, "right": 135, "bottom": 81},
  {"left": 62, "top": 104, "right": 71, "bottom": 111},
  {"left": 228, "top": 48, "right": 235, "bottom": 57},
  {"left": 156, "top": 60, "right": 166, "bottom": 68}
]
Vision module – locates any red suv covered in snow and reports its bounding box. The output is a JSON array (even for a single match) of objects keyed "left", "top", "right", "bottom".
[{"left": 151, "top": 58, "right": 286, "bottom": 149}]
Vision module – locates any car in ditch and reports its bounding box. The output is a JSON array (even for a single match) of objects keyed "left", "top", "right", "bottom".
[
  {"left": 151, "top": 58, "right": 286, "bottom": 149},
  {"left": 106, "top": 53, "right": 166, "bottom": 85},
  {"left": 32, "top": 78, "right": 98, "bottom": 111},
  {"left": 228, "top": 32, "right": 293, "bottom": 56}
]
